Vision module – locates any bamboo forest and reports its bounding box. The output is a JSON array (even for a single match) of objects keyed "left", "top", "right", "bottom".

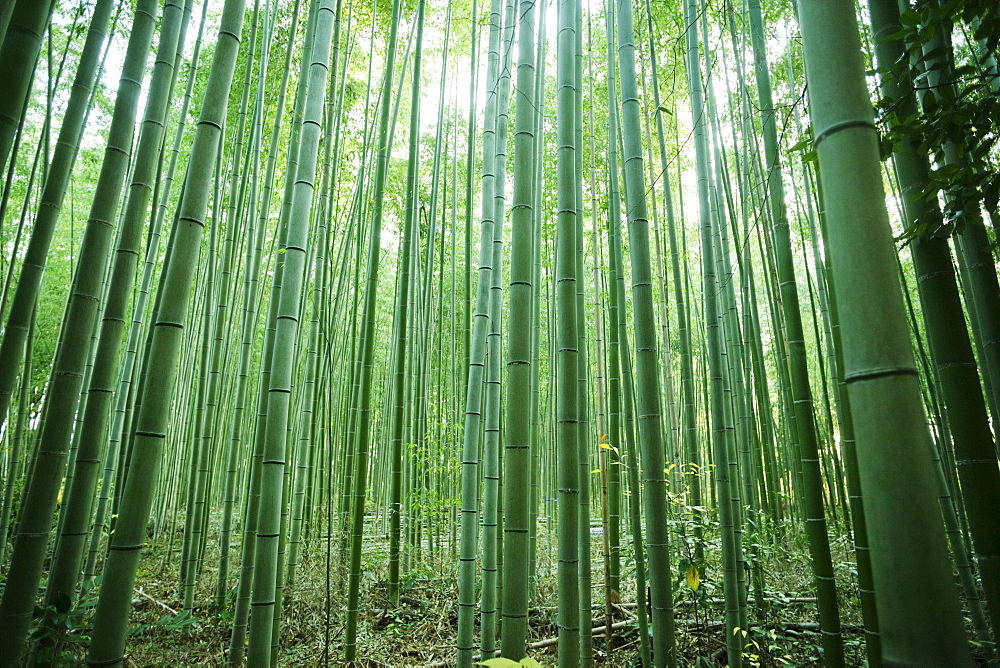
[{"left": 0, "top": 0, "right": 999, "bottom": 665}]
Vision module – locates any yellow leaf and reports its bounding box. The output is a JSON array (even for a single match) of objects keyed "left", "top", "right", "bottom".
[
  {"left": 592, "top": 469, "right": 602, "bottom": 474},
  {"left": 478, "top": 659, "right": 522, "bottom": 668},
  {"left": 599, "top": 441, "right": 621, "bottom": 456},
  {"left": 686, "top": 563, "right": 700, "bottom": 591},
  {"left": 520, "top": 658, "right": 543, "bottom": 668}
]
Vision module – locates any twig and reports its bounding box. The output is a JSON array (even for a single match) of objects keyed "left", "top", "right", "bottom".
[
  {"left": 133, "top": 586, "right": 178, "bottom": 615},
  {"left": 527, "top": 620, "right": 635, "bottom": 651},
  {"left": 686, "top": 621, "right": 864, "bottom": 633}
]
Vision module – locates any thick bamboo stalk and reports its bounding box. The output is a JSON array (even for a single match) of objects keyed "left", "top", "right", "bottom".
[
  {"left": 86, "top": 2, "right": 248, "bottom": 663},
  {"left": 798, "top": 0, "right": 972, "bottom": 663}
]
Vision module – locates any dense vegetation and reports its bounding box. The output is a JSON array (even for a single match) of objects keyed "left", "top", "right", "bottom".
[{"left": 0, "top": 0, "right": 997, "bottom": 665}]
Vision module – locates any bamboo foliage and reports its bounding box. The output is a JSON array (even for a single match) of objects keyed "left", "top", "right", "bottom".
[{"left": 0, "top": 0, "right": 997, "bottom": 665}]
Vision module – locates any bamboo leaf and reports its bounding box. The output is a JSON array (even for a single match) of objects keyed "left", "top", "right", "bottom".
[{"left": 478, "top": 659, "right": 523, "bottom": 668}]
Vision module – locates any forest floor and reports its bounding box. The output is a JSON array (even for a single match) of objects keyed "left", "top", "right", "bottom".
[{"left": 100, "top": 512, "right": 885, "bottom": 666}]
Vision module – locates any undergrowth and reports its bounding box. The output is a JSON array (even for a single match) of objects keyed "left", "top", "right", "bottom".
[{"left": 1, "top": 506, "right": 895, "bottom": 666}]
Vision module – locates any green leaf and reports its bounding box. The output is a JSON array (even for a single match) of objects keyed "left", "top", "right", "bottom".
[
  {"left": 788, "top": 138, "right": 811, "bottom": 152},
  {"left": 478, "top": 659, "right": 523, "bottom": 668},
  {"left": 520, "top": 658, "right": 543, "bottom": 667}
]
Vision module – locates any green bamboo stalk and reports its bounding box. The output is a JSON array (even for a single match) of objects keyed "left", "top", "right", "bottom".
[
  {"left": 603, "top": 6, "right": 649, "bottom": 662},
  {"left": 0, "top": 1, "right": 15, "bottom": 47},
  {"left": 230, "top": 1, "right": 320, "bottom": 656},
  {"left": 499, "top": 0, "right": 538, "bottom": 655},
  {"left": 217, "top": 0, "right": 291, "bottom": 615},
  {"left": 791, "top": 109, "right": 882, "bottom": 662},
  {"left": 336, "top": 1, "right": 379, "bottom": 572},
  {"left": 287, "top": 0, "right": 343, "bottom": 590},
  {"left": 484, "top": 0, "right": 516, "bottom": 645},
  {"left": 681, "top": 0, "right": 740, "bottom": 663},
  {"left": 602, "top": 2, "right": 624, "bottom": 603},
  {"left": 616, "top": 0, "right": 676, "bottom": 662},
  {"left": 343, "top": 0, "right": 405, "bottom": 656},
  {"left": 642, "top": 0, "right": 700, "bottom": 566},
  {"left": 84, "top": 0, "right": 207, "bottom": 584},
  {"left": 0, "top": 0, "right": 55, "bottom": 173},
  {"left": 186, "top": 0, "right": 267, "bottom": 614},
  {"left": 555, "top": 0, "right": 581, "bottom": 660},
  {"left": 414, "top": 0, "right": 452, "bottom": 575},
  {"left": 247, "top": 1, "right": 334, "bottom": 660},
  {"left": 0, "top": 0, "right": 105, "bottom": 436},
  {"left": 34, "top": 0, "right": 187, "bottom": 651},
  {"left": 181, "top": 142, "right": 223, "bottom": 607},
  {"left": 462, "top": 0, "right": 480, "bottom": 405},
  {"left": 527, "top": 3, "right": 547, "bottom": 601},
  {"left": 456, "top": 6, "right": 491, "bottom": 665},
  {"left": 822, "top": 261, "right": 883, "bottom": 666},
  {"left": 0, "top": 306, "right": 34, "bottom": 566},
  {"left": 0, "top": 2, "right": 154, "bottom": 660},
  {"left": 745, "top": 0, "right": 844, "bottom": 660},
  {"left": 86, "top": 2, "right": 247, "bottom": 663},
  {"left": 797, "top": 0, "right": 973, "bottom": 663},
  {"left": 585, "top": 14, "right": 611, "bottom": 656},
  {"left": 573, "top": 5, "right": 592, "bottom": 663},
  {"left": 868, "top": 0, "right": 1000, "bottom": 647},
  {"left": 388, "top": 0, "right": 426, "bottom": 605}
]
